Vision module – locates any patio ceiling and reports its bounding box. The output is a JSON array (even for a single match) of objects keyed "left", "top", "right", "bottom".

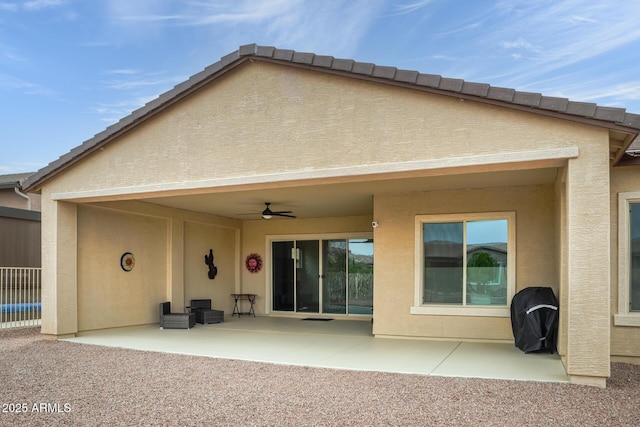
[{"left": 142, "top": 167, "right": 559, "bottom": 220}]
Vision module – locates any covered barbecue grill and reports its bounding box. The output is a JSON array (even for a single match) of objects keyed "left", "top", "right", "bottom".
[{"left": 510, "top": 287, "right": 559, "bottom": 354}]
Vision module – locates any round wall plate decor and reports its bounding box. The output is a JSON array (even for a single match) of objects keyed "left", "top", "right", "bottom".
[
  {"left": 120, "top": 252, "right": 135, "bottom": 272},
  {"left": 245, "top": 253, "right": 262, "bottom": 273}
]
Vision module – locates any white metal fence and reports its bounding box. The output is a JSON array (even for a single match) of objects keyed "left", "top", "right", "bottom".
[{"left": 1, "top": 267, "right": 42, "bottom": 329}]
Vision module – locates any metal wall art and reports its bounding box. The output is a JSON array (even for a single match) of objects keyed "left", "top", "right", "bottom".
[
  {"left": 204, "top": 249, "right": 218, "bottom": 280},
  {"left": 245, "top": 253, "right": 262, "bottom": 273}
]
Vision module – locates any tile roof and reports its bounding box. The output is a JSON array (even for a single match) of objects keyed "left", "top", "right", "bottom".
[
  {"left": 0, "top": 172, "right": 34, "bottom": 189},
  {"left": 22, "top": 44, "right": 640, "bottom": 192}
]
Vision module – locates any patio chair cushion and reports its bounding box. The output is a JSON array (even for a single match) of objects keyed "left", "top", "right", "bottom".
[
  {"left": 189, "top": 299, "right": 224, "bottom": 324},
  {"left": 159, "top": 301, "right": 195, "bottom": 329}
]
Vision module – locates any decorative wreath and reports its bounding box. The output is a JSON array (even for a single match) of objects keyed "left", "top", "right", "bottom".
[{"left": 245, "top": 253, "right": 263, "bottom": 273}]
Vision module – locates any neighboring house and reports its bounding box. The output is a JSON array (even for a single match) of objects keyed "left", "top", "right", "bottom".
[
  {"left": 0, "top": 173, "right": 41, "bottom": 267},
  {"left": 0, "top": 173, "right": 41, "bottom": 211},
  {"left": 21, "top": 44, "right": 640, "bottom": 387}
]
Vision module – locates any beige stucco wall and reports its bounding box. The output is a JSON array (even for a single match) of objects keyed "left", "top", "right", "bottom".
[
  {"left": 72, "top": 201, "right": 240, "bottom": 332},
  {"left": 610, "top": 166, "right": 640, "bottom": 361},
  {"left": 0, "top": 189, "right": 41, "bottom": 211},
  {"left": 564, "top": 138, "right": 611, "bottom": 385},
  {"left": 555, "top": 167, "right": 568, "bottom": 358},
  {"left": 42, "top": 61, "right": 591, "bottom": 199},
  {"left": 40, "top": 194, "right": 77, "bottom": 337},
  {"left": 77, "top": 205, "right": 168, "bottom": 330},
  {"left": 184, "top": 220, "right": 238, "bottom": 315},
  {"left": 373, "top": 184, "right": 557, "bottom": 340}
]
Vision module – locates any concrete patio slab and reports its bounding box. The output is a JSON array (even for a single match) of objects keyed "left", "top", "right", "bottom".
[{"left": 63, "top": 317, "right": 568, "bottom": 383}]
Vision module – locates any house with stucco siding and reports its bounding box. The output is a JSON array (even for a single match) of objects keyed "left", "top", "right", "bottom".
[{"left": 22, "top": 44, "right": 640, "bottom": 388}]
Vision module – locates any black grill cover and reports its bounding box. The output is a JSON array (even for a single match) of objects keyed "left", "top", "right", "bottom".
[{"left": 510, "top": 287, "right": 558, "bottom": 354}]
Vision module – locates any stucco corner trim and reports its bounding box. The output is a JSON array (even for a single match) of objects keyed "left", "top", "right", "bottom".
[
  {"left": 569, "top": 375, "right": 607, "bottom": 388},
  {"left": 613, "top": 314, "right": 640, "bottom": 327},
  {"left": 410, "top": 306, "right": 510, "bottom": 317}
]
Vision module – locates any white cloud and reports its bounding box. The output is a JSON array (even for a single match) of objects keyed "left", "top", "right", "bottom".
[
  {"left": 106, "top": 0, "right": 383, "bottom": 57},
  {"left": 100, "top": 68, "right": 183, "bottom": 91},
  {"left": 0, "top": 42, "right": 26, "bottom": 63},
  {"left": 0, "top": 2, "right": 19, "bottom": 11},
  {"left": 502, "top": 37, "right": 541, "bottom": 52},
  {"left": 567, "top": 15, "right": 597, "bottom": 24},
  {"left": 467, "top": 1, "right": 640, "bottom": 93},
  {"left": 390, "top": 0, "right": 436, "bottom": 16},
  {"left": 23, "top": 0, "right": 66, "bottom": 11},
  {"left": 105, "top": 69, "right": 141, "bottom": 76},
  {"left": 0, "top": 72, "right": 55, "bottom": 95}
]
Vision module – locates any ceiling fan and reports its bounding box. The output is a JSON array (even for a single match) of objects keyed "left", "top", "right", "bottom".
[{"left": 261, "top": 202, "right": 296, "bottom": 219}]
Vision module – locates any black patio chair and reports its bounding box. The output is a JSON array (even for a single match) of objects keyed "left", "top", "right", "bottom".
[
  {"left": 188, "top": 299, "right": 224, "bottom": 324},
  {"left": 159, "top": 301, "right": 195, "bottom": 329}
]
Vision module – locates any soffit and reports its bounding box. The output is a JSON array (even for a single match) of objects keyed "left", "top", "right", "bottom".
[{"left": 142, "top": 168, "right": 558, "bottom": 220}]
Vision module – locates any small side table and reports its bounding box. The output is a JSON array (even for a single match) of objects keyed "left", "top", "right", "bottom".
[{"left": 231, "top": 293, "right": 256, "bottom": 317}]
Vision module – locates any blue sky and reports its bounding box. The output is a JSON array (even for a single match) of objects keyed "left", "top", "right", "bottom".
[{"left": 1, "top": 0, "right": 640, "bottom": 174}]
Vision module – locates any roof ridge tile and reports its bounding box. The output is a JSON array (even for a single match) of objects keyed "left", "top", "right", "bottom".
[
  {"left": 565, "top": 101, "right": 598, "bottom": 118},
  {"left": 312, "top": 55, "right": 334, "bottom": 68},
  {"left": 238, "top": 44, "right": 257, "bottom": 56},
  {"left": 292, "top": 51, "right": 315, "bottom": 65},
  {"left": 416, "top": 73, "right": 441, "bottom": 88},
  {"left": 395, "top": 70, "right": 419, "bottom": 84},
  {"left": 331, "top": 58, "right": 354, "bottom": 72},
  {"left": 513, "top": 91, "right": 542, "bottom": 107},
  {"left": 438, "top": 77, "right": 464, "bottom": 92},
  {"left": 461, "top": 82, "right": 490, "bottom": 97},
  {"left": 594, "top": 106, "right": 627, "bottom": 123},
  {"left": 372, "top": 66, "right": 397, "bottom": 79},
  {"left": 538, "top": 96, "right": 570, "bottom": 113},
  {"left": 255, "top": 45, "right": 275, "bottom": 57},
  {"left": 352, "top": 62, "right": 375, "bottom": 76},
  {"left": 273, "top": 48, "right": 295, "bottom": 61}
]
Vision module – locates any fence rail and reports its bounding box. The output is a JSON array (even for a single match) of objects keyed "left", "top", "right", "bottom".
[{"left": 1, "top": 267, "right": 41, "bottom": 329}]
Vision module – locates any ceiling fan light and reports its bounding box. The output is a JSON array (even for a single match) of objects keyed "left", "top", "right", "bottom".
[{"left": 262, "top": 214, "right": 272, "bottom": 219}]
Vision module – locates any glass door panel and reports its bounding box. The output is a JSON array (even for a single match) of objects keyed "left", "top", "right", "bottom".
[
  {"left": 296, "top": 240, "right": 319, "bottom": 313},
  {"left": 272, "top": 237, "right": 373, "bottom": 315},
  {"left": 348, "top": 239, "right": 374, "bottom": 314},
  {"left": 272, "top": 241, "right": 294, "bottom": 311},
  {"left": 323, "top": 240, "right": 347, "bottom": 314}
]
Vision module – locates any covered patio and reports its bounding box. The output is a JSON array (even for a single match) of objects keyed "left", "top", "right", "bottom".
[{"left": 63, "top": 317, "right": 568, "bottom": 383}]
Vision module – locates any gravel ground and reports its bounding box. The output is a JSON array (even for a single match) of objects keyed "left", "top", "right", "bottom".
[{"left": 1, "top": 327, "right": 639, "bottom": 426}]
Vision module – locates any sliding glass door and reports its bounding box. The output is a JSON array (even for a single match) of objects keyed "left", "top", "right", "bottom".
[
  {"left": 347, "top": 238, "right": 374, "bottom": 315},
  {"left": 272, "top": 241, "right": 294, "bottom": 311},
  {"left": 296, "top": 240, "right": 320, "bottom": 313},
  {"left": 271, "top": 237, "right": 373, "bottom": 315},
  {"left": 323, "top": 240, "right": 347, "bottom": 314}
]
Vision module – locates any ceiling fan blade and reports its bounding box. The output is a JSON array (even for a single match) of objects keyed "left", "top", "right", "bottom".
[{"left": 273, "top": 212, "right": 296, "bottom": 218}]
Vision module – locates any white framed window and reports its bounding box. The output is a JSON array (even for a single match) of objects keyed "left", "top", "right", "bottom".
[
  {"left": 411, "top": 212, "right": 516, "bottom": 317},
  {"left": 615, "top": 192, "right": 640, "bottom": 327}
]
